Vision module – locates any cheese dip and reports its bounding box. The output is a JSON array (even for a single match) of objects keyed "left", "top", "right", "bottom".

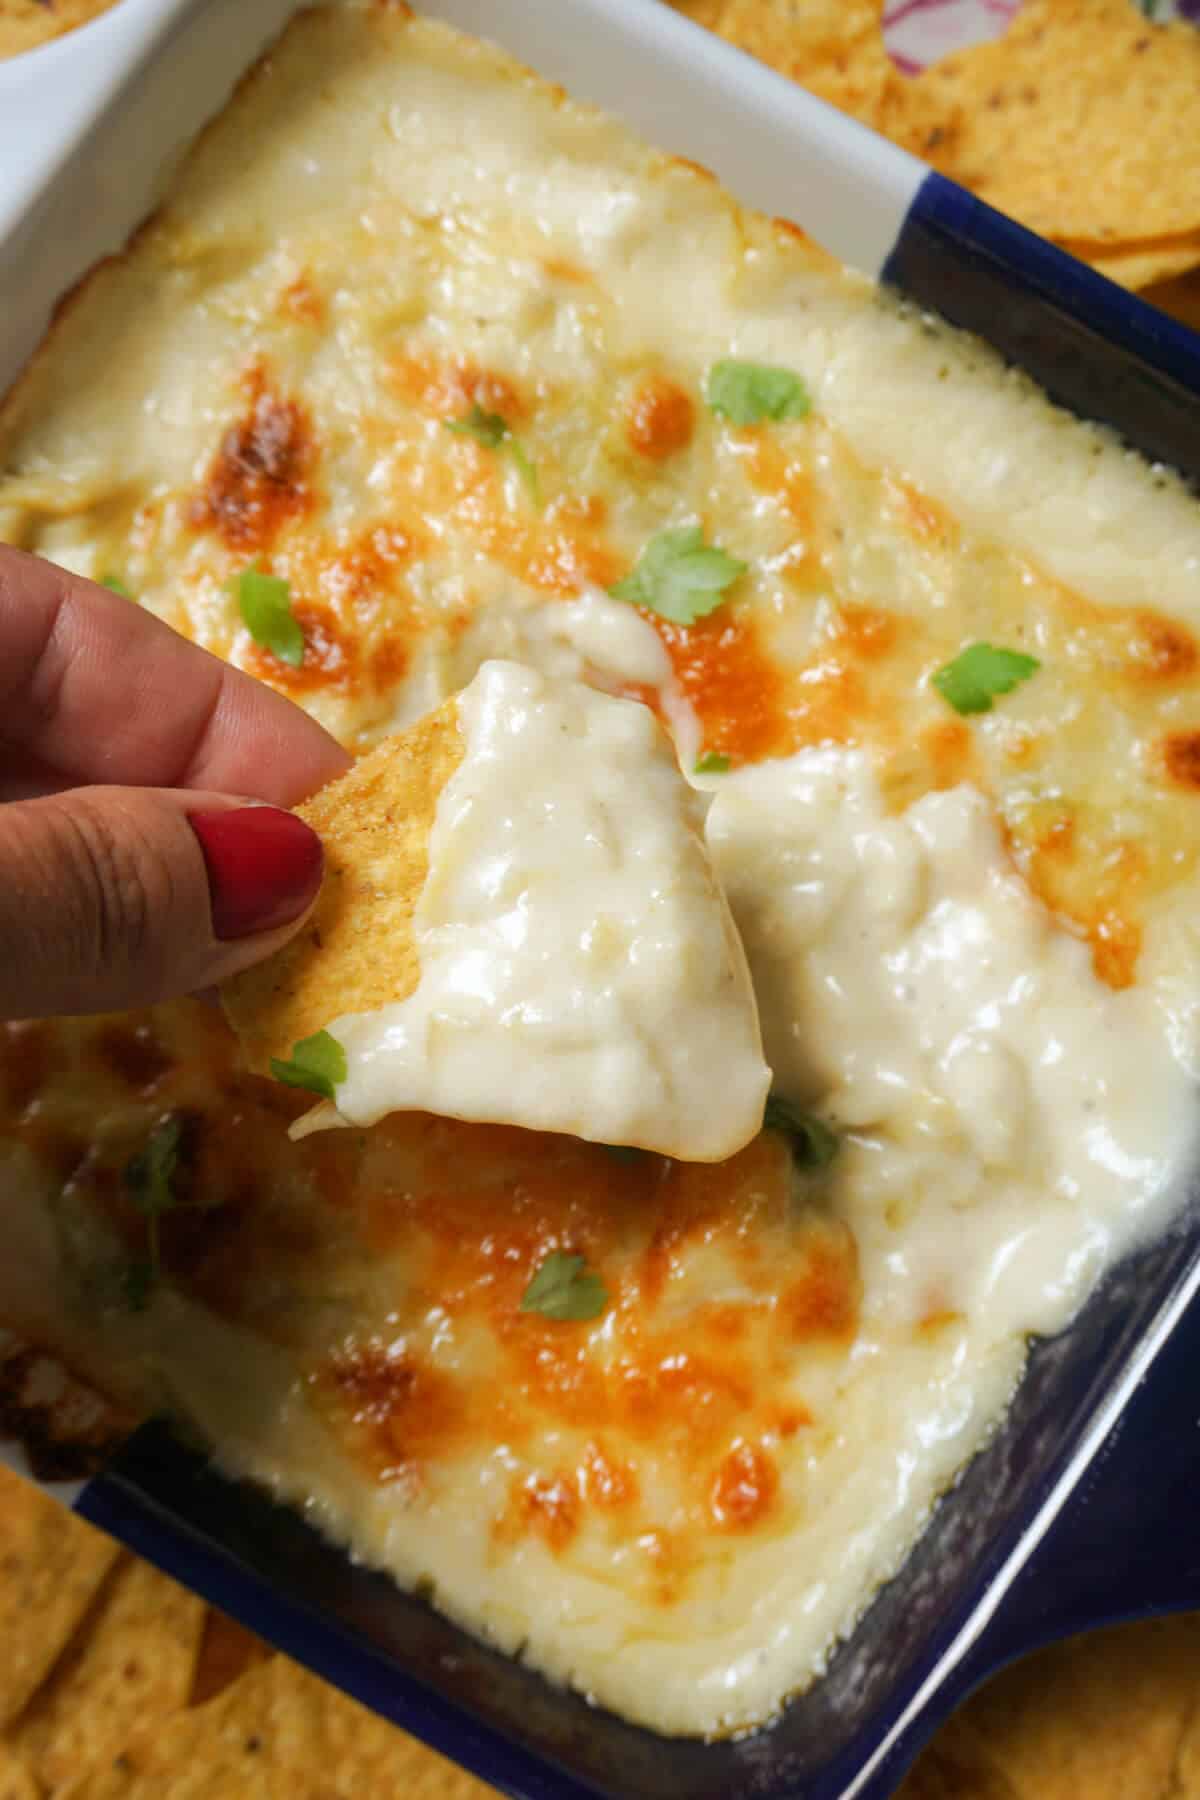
[
  {"left": 2, "top": 1, "right": 1199, "bottom": 1742},
  {"left": 296, "top": 660, "right": 769, "bottom": 1161}
]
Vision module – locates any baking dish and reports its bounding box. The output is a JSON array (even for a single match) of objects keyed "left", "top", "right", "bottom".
[{"left": 3, "top": 4, "right": 1200, "bottom": 1797}]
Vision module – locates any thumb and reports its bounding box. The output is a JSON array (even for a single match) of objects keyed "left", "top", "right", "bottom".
[{"left": 0, "top": 787, "right": 323, "bottom": 1019}]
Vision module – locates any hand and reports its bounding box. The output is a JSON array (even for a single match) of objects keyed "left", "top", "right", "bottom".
[{"left": 0, "top": 547, "right": 351, "bottom": 1019}]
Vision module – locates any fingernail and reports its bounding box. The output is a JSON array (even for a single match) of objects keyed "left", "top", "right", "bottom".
[{"left": 188, "top": 806, "right": 323, "bottom": 940}]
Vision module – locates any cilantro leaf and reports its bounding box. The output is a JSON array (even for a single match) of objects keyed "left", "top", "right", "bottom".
[
  {"left": 269, "top": 1029, "right": 347, "bottom": 1103},
  {"left": 100, "top": 573, "right": 132, "bottom": 598},
  {"left": 124, "top": 1115, "right": 183, "bottom": 1218},
  {"left": 445, "top": 402, "right": 510, "bottom": 448},
  {"left": 695, "top": 750, "right": 731, "bottom": 775},
  {"left": 520, "top": 1251, "right": 608, "bottom": 1321},
  {"left": 610, "top": 525, "right": 746, "bottom": 625},
  {"left": 121, "top": 1115, "right": 184, "bottom": 1311},
  {"left": 232, "top": 565, "right": 305, "bottom": 669},
  {"left": 445, "top": 404, "right": 539, "bottom": 504},
  {"left": 508, "top": 436, "right": 540, "bottom": 505},
  {"left": 932, "top": 643, "right": 1040, "bottom": 716},
  {"left": 706, "top": 360, "right": 810, "bottom": 426},
  {"left": 763, "top": 1095, "right": 839, "bottom": 1169}
]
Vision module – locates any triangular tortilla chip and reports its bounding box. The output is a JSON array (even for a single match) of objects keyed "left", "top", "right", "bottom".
[
  {"left": 915, "top": 0, "right": 1200, "bottom": 244},
  {"left": 8, "top": 1555, "right": 204, "bottom": 1790},
  {"left": 0, "top": 1468, "right": 119, "bottom": 1730},
  {"left": 222, "top": 698, "right": 464, "bottom": 1075}
]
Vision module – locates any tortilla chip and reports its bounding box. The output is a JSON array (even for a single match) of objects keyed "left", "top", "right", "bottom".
[
  {"left": 1143, "top": 267, "right": 1200, "bottom": 333},
  {"left": 0, "top": 1744, "right": 36, "bottom": 1800},
  {"left": 897, "top": 1713, "right": 1018, "bottom": 1799},
  {"left": 221, "top": 698, "right": 464, "bottom": 1073},
  {"left": 1075, "top": 235, "right": 1200, "bottom": 295},
  {"left": 914, "top": 0, "right": 1200, "bottom": 245},
  {"left": 667, "top": 1, "right": 963, "bottom": 179},
  {"left": 8, "top": 1554, "right": 204, "bottom": 1790},
  {"left": 190, "top": 1610, "right": 272, "bottom": 1708},
  {"left": 54, "top": 1654, "right": 490, "bottom": 1799},
  {"left": 957, "top": 1615, "right": 1200, "bottom": 1800},
  {"left": 670, "top": 0, "right": 901, "bottom": 125},
  {"left": 0, "top": 1467, "right": 120, "bottom": 1729}
]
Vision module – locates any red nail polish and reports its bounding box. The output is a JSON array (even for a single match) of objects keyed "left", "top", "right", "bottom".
[{"left": 188, "top": 807, "right": 323, "bottom": 941}]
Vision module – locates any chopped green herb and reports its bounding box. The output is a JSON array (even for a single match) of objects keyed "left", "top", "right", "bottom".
[
  {"left": 520, "top": 1251, "right": 608, "bottom": 1322},
  {"left": 269, "top": 1029, "right": 347, "bottom": 1103},
  {"left": 695, "top": 751, "right": 731, "bottom": 775},
  {"left": 445, "top": 402, "right": 509, "bottom": 448},
  {"left": 706, "top": 359, "right": 810, "bottom": 427},
  {"left": 763, "top": 1094, "right": 840, "bottom": 1169},
  {"left": 124, "top": 1115, "right": 183, "bottom": 1219},
  {"left": 508, "top": 436, "right": 540, "bottom": 505},
  {"left": 100, "top": 574, "right": 132, "bottom": 598},
  {"left": 232, "top": 565, "right": 305, "bottom": 668},
  {"left": 445, "top": 403, "right": 539, "bottom": 504},
  {"left": 610, "top": 525, "right": 746, "bottom": 625},
  {"left": 932, "top": 642, "right": 1040, "bottom": 716},
  {"left": 121, "top": 1115, "right": 184, "bottom": 1311}
]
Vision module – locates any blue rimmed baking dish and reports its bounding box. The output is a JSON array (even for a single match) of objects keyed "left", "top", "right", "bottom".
[{"left": 4, "top": 3, "right": 1200, "bottom": 1796}]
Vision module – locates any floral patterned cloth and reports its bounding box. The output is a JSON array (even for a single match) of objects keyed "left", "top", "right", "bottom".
[{"left": 881, "top": 0, "right": 1195, "bottom": 72}]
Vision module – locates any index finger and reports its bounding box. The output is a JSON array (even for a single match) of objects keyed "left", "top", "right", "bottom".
[{"left": 0, "top": 547, "right": 351, "bottom": 805}]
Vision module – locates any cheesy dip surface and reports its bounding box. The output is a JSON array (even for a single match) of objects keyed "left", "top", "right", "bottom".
[
  {"left": 3, "top": 1, "right": 1200, "bottom": 1739},
  {"left": 292, "top": 660, "right": 771, "bottom": 1160}
]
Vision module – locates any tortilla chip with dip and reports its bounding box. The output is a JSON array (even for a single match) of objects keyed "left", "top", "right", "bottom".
[{"left": 223, "top": 666, "right": 770, "bottom": 1161}]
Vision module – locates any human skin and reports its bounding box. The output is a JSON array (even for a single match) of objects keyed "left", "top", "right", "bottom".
[{"left": 0, "top": 545, "right": 351, "bottom": 1018}]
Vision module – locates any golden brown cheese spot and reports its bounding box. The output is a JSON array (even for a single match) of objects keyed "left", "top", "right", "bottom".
[
  {"left": 654, "top": 608, "right": 794, "bottom": 764},
  {"left": 1089, "top": 912, "right": 1144, "bottom": 992},
  {"left": 314, "top": 1343, "right": 468, "bottom": 1487},
  {"left": 923, "top": 717, "right": 977, "bottom": 791},
  {"left": 540, "top": 256, "right": 591, "bottom": 285},
  {"left": 780, "top": 1223, "right": 860, "bottom": 1343},
  {"left": 671, "top": 155, "right": 718, "bottom": 186},
  {"left": 278, "top": 272, "right": 325, "bottom": 327},
  {"left": 886, "top": 473, "right": 954, "bottom": 546},
  {"left": 710, "top": 1440, "right": 778, "bottom": 1533},
  {"left": 191, "top": 368, "right": 315, "bottom": 553},
  {"left": 0, "top": 1340, "right": 130, "bottom": 1486},
  {"left": 835, "top": 603, "right": 899, "bottom": 662},
  {"left": 390, "top": 350, "right": 524, "bottom": 423},
  {"left": 579, "top": 1440, "right": 639, "bottom": 1510},
  {"left": 520, "top": 495, "right": 622, "bottom": 597},
  {"left": 353, "top": 1126, "right": 850, "bottom": 1543},
  {"left": 1126, "top": 613, "right": 1198, "bottom": 684},
  {"left": 1018, "top": 821, "right": 1148, "bottom": 991},
  {"left": 917, "top": 1309, "right": 965, "bottom": 1339},
  {"left": 244, "top": 599, "right": 360, "bottom": 693},
  {"left": 506, "top": 1472, "right": 582, "bottom": 1554},
  {"left": 624, "top": 374, "right": 695, "bottom": 461},
  {"left": 744, "top": 434, "right": 821, "bottom": 538},
  {"left": 1162, "top": 729, "right": 1200, "bottom": 789}
]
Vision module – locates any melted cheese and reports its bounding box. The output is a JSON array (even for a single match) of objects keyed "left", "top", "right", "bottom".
[
  {"left": 708, "top": 751, "right": 1193, "bottom": 1336},
  {"left": 1, "top": 0, "right": 1199, "bottom": 1743},
  {"left": 299, "top": 661, "right": 768, "bottom": 1159}
]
